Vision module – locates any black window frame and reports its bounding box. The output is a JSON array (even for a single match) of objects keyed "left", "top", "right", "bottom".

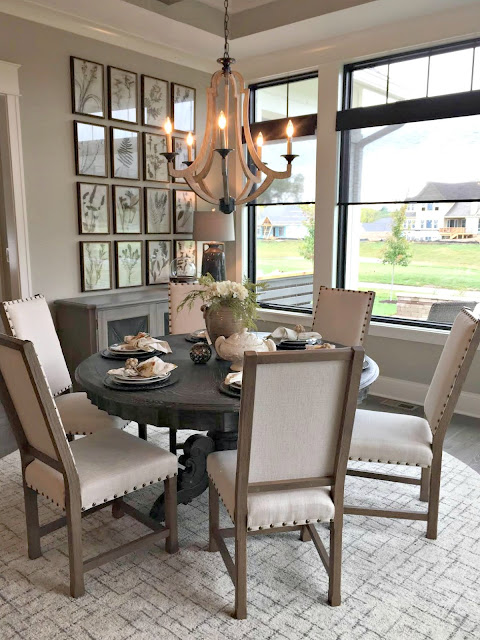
[
  {"left": 337, "top": 37, "right": 480, "bottom": 330},
  {"left": 247, "top": 72, "right": 318, "bottom": 314}
]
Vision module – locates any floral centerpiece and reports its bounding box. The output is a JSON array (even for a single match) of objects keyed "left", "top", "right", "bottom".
[{"left": 178, "top": 274, "right": 265, "bottom": 346}]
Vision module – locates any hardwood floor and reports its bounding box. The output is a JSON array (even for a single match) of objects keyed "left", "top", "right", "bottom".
[{"left": 364, "top": 395, "right": 480, "bottom": 473}]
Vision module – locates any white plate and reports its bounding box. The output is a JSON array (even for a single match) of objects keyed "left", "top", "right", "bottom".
[
  {"left": 229, "top": 381, "right": 242, "bottom": 390},
  {"left": 109, "top": 344, "right": 151, "bottom": 354},
  {"left": 112, "top": 372, "right": 170, "bottom": 384}
]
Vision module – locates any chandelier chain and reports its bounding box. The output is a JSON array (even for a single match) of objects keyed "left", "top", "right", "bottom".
[{"left": 223, "top": 0, "right": 230, "bottom": 59}]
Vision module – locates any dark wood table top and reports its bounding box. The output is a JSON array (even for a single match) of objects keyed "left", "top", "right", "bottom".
[{"left": 75, "top": 334, "right": 378, "bottom": 430}]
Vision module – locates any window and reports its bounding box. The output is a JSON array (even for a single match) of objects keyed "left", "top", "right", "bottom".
[
  {"left": 338, "top": 39, "right": 480, "bottom": 327},
  {"left": 248, "top": 74, "right": 318, "bottom": 311}
]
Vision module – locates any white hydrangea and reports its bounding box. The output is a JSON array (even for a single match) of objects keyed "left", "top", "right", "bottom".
[{"left": 206, "top": 279, "right": 248, "bottom": 301}]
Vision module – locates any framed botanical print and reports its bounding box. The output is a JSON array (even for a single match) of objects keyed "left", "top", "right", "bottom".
[
  {"left": 146, "top": 240, "right": 171, "bottom": 285},
  {"left": 77, "top": 182, "right": 110, "bottom": 234},
  {"left": 143, "top": 132, "right": 168, "bottom": 182},
  {"left": 111, "top": 127, "right": 140, "bottom": 180},
  {"left": 175, "top": 239, "right": 196, "bottom": 263},
  {"left": 112, "top": 185, "right": 141, "bottom": 234},
  {"left": 173, "top": 136, "right": 195, "bottom": 183},
  {"left": 115, "top": 241, "right": 143, "bottom": 288},
  {"left": 171, "top": 83, "right": 195, "bottom": 133},
  {"left": 80, "top": 241, "right": 112, "bottom": 292},
  {"left": 142, "top": 75, "right": 168, "bottom": 128},
  {"left": 74, "top": 121, "right": 107, "bottom": 178},
  {"left": 145, "top": 187, "right": 170, "bottom": 234},
  {"left": 71, "top": 57, "right": 104, "bottom": 118},
  {"left": 173, "top": 189, "right": 196, "bottom": 234},
  {"left": 108, "top": 66, "right": 137, "bottom": 123}
]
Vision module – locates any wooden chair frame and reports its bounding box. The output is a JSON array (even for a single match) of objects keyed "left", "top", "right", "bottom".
[
  {"left": 312, "top": 286, "right": 375, "bottom": 346},
  {"left": 345, "top": 309, "right": 480, "bottom": 539},
  {"left": 0, "top": 334, "right": 178, "bottom": 597},
  {"left": 209, "top": 347, "right": 364, "bottom": 619}
]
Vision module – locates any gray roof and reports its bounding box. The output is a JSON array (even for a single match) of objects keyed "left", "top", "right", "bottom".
[
  {"left": 408, "top": 181, "right": 480, "bottom": 202},
  {"left": 361, "top": 217, "right": 392, "bottom": 232},
  {"left": 445, "top": 201, "right": 480, "bottom": 219},
  {"left": 258, "top": 204, "right": 308, "bottom": 226}
]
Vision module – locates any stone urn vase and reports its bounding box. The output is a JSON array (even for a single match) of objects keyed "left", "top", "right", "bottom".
[
  {"left": 202, "top": 304, "right": 245, "bottom": 348},
  {"left": 215, "top": 328, "right": 277, "bottom": 371}
]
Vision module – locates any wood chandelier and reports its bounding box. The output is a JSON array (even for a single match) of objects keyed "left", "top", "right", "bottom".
[{"left": 160, "top": 0, "right": 298, "bottom": 214}]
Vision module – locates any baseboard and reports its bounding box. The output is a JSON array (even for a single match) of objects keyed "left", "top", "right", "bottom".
[{"left": 371, "top": 375, "right": 480, "bottom": 419}]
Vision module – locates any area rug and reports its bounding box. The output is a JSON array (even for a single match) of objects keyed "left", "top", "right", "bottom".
[{"left": 0, "top": 424, "right": 479, "bottom": 640}]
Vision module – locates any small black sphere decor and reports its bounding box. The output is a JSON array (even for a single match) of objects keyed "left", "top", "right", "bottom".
[{"left": 190, "top": 342, "right": 212, "bottom": 364}]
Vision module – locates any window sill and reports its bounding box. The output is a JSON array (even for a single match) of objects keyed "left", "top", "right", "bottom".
[{"left": 257, "top": 308, "right": 454, "bottom": 346}]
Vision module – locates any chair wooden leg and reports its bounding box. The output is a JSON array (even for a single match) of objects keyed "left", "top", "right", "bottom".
[
  {"left": 234, "top": 525, "right": 247, "bottom": 620},
  {"left": 427, "top": 457, "right": 442, "bottom": 540},
  {"left": 164, "top": 476, "right": 179, "bottom": 554},
  {"left": 169, "top": 428, "right": 177, "bottom": 454},
  {"left": 420, "top": 468, "right": 430, "bottom": 503},
  {"left": 208, "top": 480, "right": 219, "bottom": 552},
  {"left": 112, "top": 497, "right": 125, "bottom": 519},
  {"left": 328, "top": 516, "right": 343, "bottom": 606},
  {"left": 66, "top": 505, "right": 85, "bottom": 598},
  {"left": 300, "top": 525, "right": 311, "bottom": 542},
  {"left": 138, "top": 423, "right": 147, "bottom": 440},
  {"left": 23, "top": 485, "right": 41, "bottom": 559}
]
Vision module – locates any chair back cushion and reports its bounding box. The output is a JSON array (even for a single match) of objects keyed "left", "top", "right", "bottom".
[
  {"left": 2, "top": 296, "right": 71, "bottom": 396},
  {"left": 312, "top": 287, "right": 374, "bottom": 346},
  {"left": 245, "top": 350, "right": 360, "bottom": 483},
  {"left": 0, "top": 338, "right": 59, "bottom": 460},
  {"left": 424, "top": 308, "right": 480, "bottom": 435},
  {"left": 169, "top": 283, "right": 206, "bottom": 335}
]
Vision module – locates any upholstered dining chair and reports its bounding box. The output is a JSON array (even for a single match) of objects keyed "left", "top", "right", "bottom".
[
  {"left": 312, "top": 286, "right": 375, "bottom": 346},
  {"left": 169, "top": 282, "right": 206, "bottom": 335},
  {"left": 346, "top": 307, "right": 480, "bottom": 539},
  {"left": 207, "top": 346, "right": 364, "bottom": 618},
  {"left": 1, "top": 295, "right": 126, "bottom": 437},
  {"left": 0, "top": 333, "right": 178, "bottom": 598}
]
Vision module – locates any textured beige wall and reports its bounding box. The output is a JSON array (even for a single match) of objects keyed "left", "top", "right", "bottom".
[{"left": 0, "top": 12, "right": 211, "bottom": 303}]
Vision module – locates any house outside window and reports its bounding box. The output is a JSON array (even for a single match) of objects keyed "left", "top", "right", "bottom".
[{"left": 337, "top": 39, "right": 480, "bottom": 326}]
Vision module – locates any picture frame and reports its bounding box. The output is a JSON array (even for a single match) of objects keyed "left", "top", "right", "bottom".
[
  {"left": 171, "top": 83, "right": 195, "bottom": 133},
  {"left": 175, "top": 239, "right": 196, "bottom": 263},
  {"left": 111, "top": 127, "right": 140, "bottom": 180},
  {"left": 77, "top": 182, "right": 110, "bottom": 234},
  {"left": 173, "top": 136, "right": 195, "bottom": 183},
  {"left": 112, "top": 185, "right": 142, "bottom": 234},
  {"left": 80, "top": 241, "right": 112, "bottom": 292},
  {"left": 115, "top": 240, "right": 143, "bottom": 288},
  {"left": 146, "top": 240, "right": 171, "bottom": 285},
  {"left": 141, "top": 75, "right": 168, "bottom": 129},
  {"left": 74, "top": 121, "right": 107, "bottom": 178},
  {"left": 70, "top": 57, "right": 104, "bottom": 118},
  {"left": 108, "top": 66, "right": 138, "bottom": 124},
  {"left": 143, "top": 132, "right": 168, "bottom": 182},
  {"left": 145, "top": 187, "right": 170, "bottom": 234},
  {"left": 173, "top": 189, "right": 196, "bottom": 234}
]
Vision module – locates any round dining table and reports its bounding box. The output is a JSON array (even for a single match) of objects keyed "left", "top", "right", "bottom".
[{"left": 76, "top": 333, "right": 379, "bottom": 521}]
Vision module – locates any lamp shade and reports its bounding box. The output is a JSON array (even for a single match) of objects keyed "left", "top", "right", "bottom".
[{"left": 193, "top": 210, "right": 235, "bottom": 242}]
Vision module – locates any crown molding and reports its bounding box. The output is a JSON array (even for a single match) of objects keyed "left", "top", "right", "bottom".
[{"left": 0, "top": 0, "right": 218, "bottom": 73}]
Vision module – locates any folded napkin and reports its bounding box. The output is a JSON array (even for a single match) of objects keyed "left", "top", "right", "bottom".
[
  {"left": 192, "top": 329, "right": 207, "bottom": 339},
  {"left": 115, "top": 332, "right": 172, "bottom": 354},
  {"left": 269, "top": 325, "right": 322, "bottom": 341},
  {"left": 108, "top": 356, "right": 177, "bottom": 379},
  {"left": 305, "top": 342, "right": 336, "bottom": 350},
  {"left": 225, "top": 371, "right": 243, "bottom": 387}
]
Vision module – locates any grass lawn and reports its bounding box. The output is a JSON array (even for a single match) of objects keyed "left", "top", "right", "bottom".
[{"left": 256, "top": 239, "right": 312, "bottom": 277}]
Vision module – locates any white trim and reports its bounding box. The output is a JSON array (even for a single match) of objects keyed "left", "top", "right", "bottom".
[
  {"left": 368, "top": 321, "right": 450, "bottom": 346},
  {"left": 0, "top": 60, "right": 32, "bottom": 298},
  {"left": 371, "top": 375, "right": 480, "bottom": 419}
]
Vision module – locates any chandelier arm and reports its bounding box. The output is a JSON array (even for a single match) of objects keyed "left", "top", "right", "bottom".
[
  {"left": 181, "top": 173, "right": 219, "bottom": 205},
  {"left": 237, "top": 173, "right": 277, "bottom": 206}
]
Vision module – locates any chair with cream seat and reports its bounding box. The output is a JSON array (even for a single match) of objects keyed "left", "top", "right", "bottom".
[
  {"left": 0, "top": 333, "right": 178, "bottom": 598},
  {"left": 169, "top": 282, "right": 206, "bottom": 335},
  {"left": 207, "top": 346, "right": 364, "bottom": 619},
  {"left": 312, "top": 286, "right": 375, "bottom": 346},
  {"left": 346, "top": 307, "right": 480, "bottom": 539},
  {"left": 1, "top": 295, "right": 127, "bottom": 437}
]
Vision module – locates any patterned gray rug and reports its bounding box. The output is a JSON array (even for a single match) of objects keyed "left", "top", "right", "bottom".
[{"left": 0, "top": 424, "right": 479, "bottom": 640}]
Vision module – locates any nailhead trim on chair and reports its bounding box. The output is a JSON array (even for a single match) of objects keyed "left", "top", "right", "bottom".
[
  {"left": 348, "top": 455, "right": 431, "bottom": 468},
  {"left": 27, "top": 472, "right": 177, "bottom": 512},
  {"left": 208, "top": 473, "right": 333, "bottom": 532}
]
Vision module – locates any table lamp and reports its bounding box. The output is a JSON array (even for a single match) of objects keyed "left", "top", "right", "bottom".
[{"left": 193, "top": 210, "right": 235, "bottom": 281}]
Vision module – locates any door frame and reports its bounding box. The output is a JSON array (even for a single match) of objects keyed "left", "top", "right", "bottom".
[{"left": 0, "top": 60, "right": 32, "bottom": 299}]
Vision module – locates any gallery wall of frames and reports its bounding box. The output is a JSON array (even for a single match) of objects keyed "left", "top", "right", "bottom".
[{"left": 71, "top": 56, "right": 199, "bottom": 292}]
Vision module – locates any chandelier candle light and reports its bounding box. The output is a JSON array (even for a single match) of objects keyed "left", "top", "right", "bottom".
[{"left": 160, "top": 0, "right": 298, "bottom": 215}]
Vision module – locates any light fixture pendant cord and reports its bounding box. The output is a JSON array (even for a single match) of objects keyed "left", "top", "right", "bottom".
[{"left": 223, "top": 0, "right": 230, "bottom": 61}]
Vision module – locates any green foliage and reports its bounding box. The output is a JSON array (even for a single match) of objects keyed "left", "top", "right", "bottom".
[
  {"left": 360, "top": 206, "right": 390, "bottom": 223},
  {"left": 299, "top": 204, "right": 315, "bottom": 262},
  {"left": 381, "top": 205, "right": 412, "bottom": 300}
]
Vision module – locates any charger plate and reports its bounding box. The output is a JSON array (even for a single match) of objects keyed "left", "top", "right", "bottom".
[{"left": 104, "top": 372, "right": 178, "bottom": 392}]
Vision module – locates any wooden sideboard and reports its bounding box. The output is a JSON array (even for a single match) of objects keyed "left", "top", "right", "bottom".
[{"left": 55, "top": 289, "right": 169, "bottom": 381}]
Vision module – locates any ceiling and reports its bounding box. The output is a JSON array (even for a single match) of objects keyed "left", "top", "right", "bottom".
[{"left": 197, "top": 0, "right": 275, "bottom": 13}]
